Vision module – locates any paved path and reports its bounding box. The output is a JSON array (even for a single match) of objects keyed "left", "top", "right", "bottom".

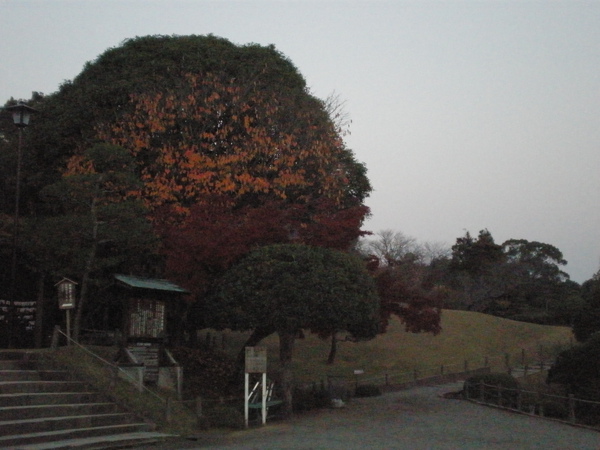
[{"left": 152, "top": 382, "right": 600, "bottom": 449}]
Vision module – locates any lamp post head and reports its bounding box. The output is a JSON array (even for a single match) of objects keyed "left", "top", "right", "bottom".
[{"left": 4, "top": 102, "right": 38, "bottom": 128}]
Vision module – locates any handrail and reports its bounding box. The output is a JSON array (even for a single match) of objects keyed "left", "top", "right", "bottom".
[{"left": 51, "top": 326, "right": 166, "bottom": 404}]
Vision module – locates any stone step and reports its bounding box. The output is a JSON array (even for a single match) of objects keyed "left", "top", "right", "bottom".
[
  {"left": 0, "top": 422, "right": 156, "bottom": 448},
  {"left": 0, "top": 412, "right": 141, "bottom": 436},
  {"left": 0, "top": 360, "right": 37, "bottom": 370},
  {"left": 0, "top": 351, "right": 34, "bottom": 361},
  {"left": 13, "top": 431, "right": 176, "bottom": 450},
  {"left": 0, "top": 381, "right": 88, "bottom": 395},
  {"left": 0, "top": 392, "right": 104, "bottom": 407},
  {"left": 0, "top": 351, "right": 163, "bottom": 449},
  {"left": 0, "top": 402, "right": 119, "bottom": 421},
  {"left": 0, "top": 370, "right": 72, "bottom": 382}
]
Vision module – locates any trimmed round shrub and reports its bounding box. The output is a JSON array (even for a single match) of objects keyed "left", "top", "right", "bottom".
[
  {"left": 354, "top": 384, "right": 382, "bottom": 398},
  {"left": 293, "top": 386, "right": 332, "bottom": 412}
]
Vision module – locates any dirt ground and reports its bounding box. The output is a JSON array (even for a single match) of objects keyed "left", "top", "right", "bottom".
[{"left": 147, "top": 382, "right": 600, "bottom": 449}]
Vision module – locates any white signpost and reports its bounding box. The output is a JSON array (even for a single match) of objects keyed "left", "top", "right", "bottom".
[{"left": 244, "top": 346, "right": 267, "bottom": 427}]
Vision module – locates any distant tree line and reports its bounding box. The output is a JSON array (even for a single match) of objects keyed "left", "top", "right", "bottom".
[{"left": 359, "top": 228, "right": 590, "bottom": 327}]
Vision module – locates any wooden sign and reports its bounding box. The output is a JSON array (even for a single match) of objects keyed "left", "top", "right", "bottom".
[
  {"left": 245, "top": 347, "right": 267, "bottom": 373},
  {"left": 56, "top": 278, "right": 77, "bottom": 310}
]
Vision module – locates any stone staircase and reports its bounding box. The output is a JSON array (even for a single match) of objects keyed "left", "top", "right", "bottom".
[{"left": 0, "top": 350, "right": 173, "bottom": 449}]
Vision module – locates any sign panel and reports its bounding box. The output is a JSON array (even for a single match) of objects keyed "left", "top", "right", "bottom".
[
  {"left": 245, "top": 346, "right": 267, "bottom": 373},
  {"left": 57, "top": 280, "right": 77, "bottom": 310}
]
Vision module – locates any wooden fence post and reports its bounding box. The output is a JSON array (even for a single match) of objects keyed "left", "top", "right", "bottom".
[
  {"left": 568, "top": 394, "right": 576, "bottom": 423},
  {"left": 165, "top": 397, "right": 172, "bottom": 423},
  {"left": 196, "top": 397, "right": 204, "bottom": 426},
  {"left": 479, "top": 381, "right": 485, "bottom": 402}
]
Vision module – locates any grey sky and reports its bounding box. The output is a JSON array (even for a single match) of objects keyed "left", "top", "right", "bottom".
[{"left": 1, "top": 0, "right": 599, "bottom": 282}]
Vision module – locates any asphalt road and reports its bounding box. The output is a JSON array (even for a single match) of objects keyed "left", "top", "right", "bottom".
[{"left": 150, "top": 382, "right": 600, "bottom": 449}]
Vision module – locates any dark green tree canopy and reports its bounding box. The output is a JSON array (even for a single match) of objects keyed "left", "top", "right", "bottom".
[
  {"left": 209, "top": 244, "right": 380, "bottom": 339},
  {"left": 450, "top": 229, "right": 505, "bottom": 275}
]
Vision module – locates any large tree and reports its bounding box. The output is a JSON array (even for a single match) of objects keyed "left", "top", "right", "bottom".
[
  {"left": 3, "top": 35, "right": 372, "bottom": 345},
  {"left": 209, "top": 244, "right": 381, "bottom": 417}
]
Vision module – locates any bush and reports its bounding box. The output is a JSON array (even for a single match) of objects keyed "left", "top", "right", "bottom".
[
  {"left": 293, "top": 386, "right": 332, "bottom": 412},
  {"left": 206, "top": 405, "right": 245, "bottom": 429},
  {"left": 538, "top": 399, "right": 569, "bottom": 420},
  {"left": 169, "top": 346, "right": 236, "bottom": 399},
  {"left": 464, "top": 373, "right": 520, "bottom": 406},
  {"left": 354, "top": 384, "right": 382, "bottom": 398}
]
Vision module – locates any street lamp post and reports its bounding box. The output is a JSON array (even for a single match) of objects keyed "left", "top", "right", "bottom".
[{"left": 4, "top": 102, "right": 37, "bottom": 348}]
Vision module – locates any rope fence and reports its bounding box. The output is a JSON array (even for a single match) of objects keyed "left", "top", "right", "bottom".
[
  {"left": 307, "top": 339, "right": 574, "bottom": 396},
  {"left": 464, "top": 380, "right": 600, "bottom": 429}
]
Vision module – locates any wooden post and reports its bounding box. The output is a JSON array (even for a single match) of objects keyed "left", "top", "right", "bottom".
[
  {"left": 51, "top": 325, "right": 61, "bottom": 349},
  {"left": 479, "top": 381, "right": 485, "bottom": 401},
  {"left": 66, "top": 309, "right": 71, "bottom": 346},
  {"left": 521, "top": 348, "right": 525, "bottom": 366},
  {"left": 196, "top": 397, "right": 204, "bottom": 427},
  {"left": 244, "top": 373, "right": 249, "bottom": 428},
  {"left": 568, "top": 394, "right": 576, "bottom": 423},
  {"left": 165, "top": 397, "right": 172, "bottom": 423},
  {"left": 261, "top": 372, "right": 267, "bottom": 425}
]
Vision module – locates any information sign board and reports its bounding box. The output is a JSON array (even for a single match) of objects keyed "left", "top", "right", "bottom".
[{"left": 245, "top": 347, "right": 267, "bottom": 373}]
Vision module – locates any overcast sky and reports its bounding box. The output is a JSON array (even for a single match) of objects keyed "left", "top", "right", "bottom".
[{"left": 1, "top": 0, "right": 599, "bottom": 283}]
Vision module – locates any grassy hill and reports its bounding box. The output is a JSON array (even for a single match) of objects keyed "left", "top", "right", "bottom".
[{"left": 215, "top": 309, "right": 574, "bottom": 385}]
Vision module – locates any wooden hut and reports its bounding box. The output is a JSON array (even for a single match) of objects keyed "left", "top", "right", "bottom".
[{"left": 112, "top": 274, "right": 189, "bottom": 394}]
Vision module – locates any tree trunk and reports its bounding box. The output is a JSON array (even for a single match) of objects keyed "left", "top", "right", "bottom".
[
  {"left": 73, "top": 183, "right": 101, "bottom": 343},
  {"left": 73, "top": 233, "right": 97, "bottom": 343},
  {"left": 327, "top": 332, "right": 337, "bottom": 365},
  {"left": 229, "top": 326, "right": 275, "bottom": 387},
  {"left": 278, "top": 329, "right": 296, "bottom": 419}
]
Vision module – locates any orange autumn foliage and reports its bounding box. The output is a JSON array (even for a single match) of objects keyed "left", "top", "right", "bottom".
[{"left": 96, "top": 73, "right": 353, "bottom": 216}]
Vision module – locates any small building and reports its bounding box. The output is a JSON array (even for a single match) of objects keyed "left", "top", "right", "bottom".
[{"left": 112, "top": 274, "right": 189, "bottom": 396}]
